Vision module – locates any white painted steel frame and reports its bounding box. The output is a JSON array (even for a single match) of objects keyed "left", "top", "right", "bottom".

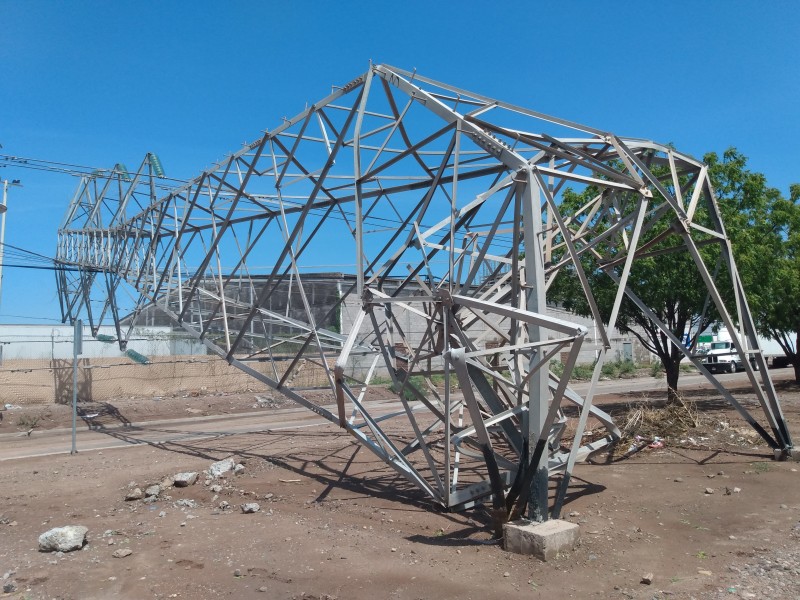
[{"left": 55, "top": 64, "right": 793, "bottom": 524}]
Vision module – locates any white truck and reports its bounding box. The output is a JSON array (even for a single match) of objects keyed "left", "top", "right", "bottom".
[{"left": 697, "top": 326, "right": 787, "bottom": 374}]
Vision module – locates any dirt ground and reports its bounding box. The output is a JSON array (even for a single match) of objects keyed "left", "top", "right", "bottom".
[{"left": 1, "top": 372, "right": 799, "bottom": 600}]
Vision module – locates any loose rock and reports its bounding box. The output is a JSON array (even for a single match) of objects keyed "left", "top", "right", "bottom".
[
  {"left": 112, "top": 548, "right": 133, "bottom": 558},
  {"left": 145, "top": 484, "right": 161, "bottom": 498},
  {"left": 173, "top": 472, "right": 198, "bottom": 487},
  {"left": 234, "top": 463, "right": 245, "bottom": 475},
  {"left": 705, "top": 487, "right": 714, "bottom": 495},
  {"left": 174, "top": 499, "right": 197, "bottom": 509},
  {"left": 241, "top": 503, "right": 260, "bottom": 514},
  {"left": 641, "top": 573, "right": 654, "bottom": 585},
  {"left": 209, "top": 458, "right": 235, "bottom": 478},
  {"left": 125, "top": 488, "right": 144, "bottom": 501},
  {"left": 38, "top": 525, "right": 88, "bottom": 552}
]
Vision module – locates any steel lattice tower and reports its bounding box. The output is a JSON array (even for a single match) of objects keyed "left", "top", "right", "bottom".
[{"left": 55, "top": 64, "right": 794, "bottom": 526}]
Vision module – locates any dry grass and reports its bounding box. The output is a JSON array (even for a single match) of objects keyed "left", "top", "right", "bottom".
[{"left": 614, "top": 393, "right": 703, "bottom": 457}]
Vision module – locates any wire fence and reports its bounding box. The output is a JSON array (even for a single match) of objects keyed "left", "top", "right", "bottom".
[{"left": 0, "top": 328, "right": 335, "bottom": 407}]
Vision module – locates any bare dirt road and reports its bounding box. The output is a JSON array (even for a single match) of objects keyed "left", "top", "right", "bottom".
[
  {"left": 0, "top": 371, "right": 761, "bottom": 460},
  {"left": 1, "top": 372, "right": 799, "bottom": 600}
]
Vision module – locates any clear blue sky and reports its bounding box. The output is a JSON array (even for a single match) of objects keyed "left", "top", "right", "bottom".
[{"left": 1, "top": 1, "right": 798, "bottom": 324}]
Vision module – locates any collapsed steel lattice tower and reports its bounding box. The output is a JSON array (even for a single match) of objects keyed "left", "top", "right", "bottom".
[{"left": 55, "top": 64, "right": 793, "bottom": 522}]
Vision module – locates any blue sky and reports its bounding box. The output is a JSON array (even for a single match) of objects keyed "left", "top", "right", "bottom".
[{"left": 1, "top": 1, "right": 798, "bottom": 324}]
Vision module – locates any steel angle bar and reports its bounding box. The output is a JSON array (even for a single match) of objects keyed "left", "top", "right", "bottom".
[
  {"left": 381, "top": 64, "right": 608, "bottom": 137},
  {"left": 535, "top": 170, "right": 610, "bottom": 347},
  {"left": 388, "top": 371, "right": 446, "bottom": 496},
  {"left": 552, "top": 199, "right": 647, "bottom": 516},
  {"left": 338, "top": 379, "right": 441, "bottom": 502},
  {"left": 230, "top": 94, "right": 365, "bottom": 354},
  {"left": 335, "top": 307, "right": 370, "bottom": 426},
  {"left": 347, "top": 354, "right": 382, "bottom": 426},
  {"left": 607, "top": 271, "right": 780, "bottom": 449},
  {"left": 452, "top": 294, "right": 586, "bottom": 337},
  {"left": 677, "top": 229, "right": 791, "bottom": 448},
  {"left": 548, "top": 376, "right": 621, "bottom": 440},
  {"left": 504, "top": 340, "right": 584, "bottom": 519},
  {"left": 446, "top": 347, "right": 507, "bottom": 530}
]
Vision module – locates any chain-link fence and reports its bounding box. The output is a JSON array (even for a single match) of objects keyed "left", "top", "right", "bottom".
[{"left": 0, "top": 325, "right": 335, "bottom": 407}]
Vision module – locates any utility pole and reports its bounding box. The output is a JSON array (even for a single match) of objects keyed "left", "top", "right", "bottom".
[{"left": 0, "top": 179, "right": 22, "bottom": 313}]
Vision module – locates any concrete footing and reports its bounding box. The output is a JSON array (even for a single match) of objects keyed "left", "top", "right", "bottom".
[
  {"left": 503, "top": 519, "right": 579, "bottom": 560},
  {"left": 774, "top": 448, "right": 800, "bottom": 462}
]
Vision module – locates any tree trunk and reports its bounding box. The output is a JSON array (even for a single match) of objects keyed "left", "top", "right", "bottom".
[
  {"left": 794, "top": 331, "right": 800, "bottom": 384},
  {"left": 664, "top": 359, "right": 681, "bottom": 405}
]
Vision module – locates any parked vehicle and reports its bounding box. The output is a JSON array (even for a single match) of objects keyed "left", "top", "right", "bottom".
[
  {"left": 697, "top": 325, "right": 788, "bottom": 373},
  {"left": 702, "top": 339, "right": 742, "bottom": 374}
]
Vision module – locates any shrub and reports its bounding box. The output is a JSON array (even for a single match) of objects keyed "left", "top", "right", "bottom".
[{"left": 650, "top": 361, "right": 664, "bottom": 379}]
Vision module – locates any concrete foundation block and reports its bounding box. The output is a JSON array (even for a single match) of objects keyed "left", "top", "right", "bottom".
[
  {"left": 774, "top": 447, "right": 800, "bottom": 462},
  {"left": 503, "top": 519, "right": 579, "bottom": 560}
]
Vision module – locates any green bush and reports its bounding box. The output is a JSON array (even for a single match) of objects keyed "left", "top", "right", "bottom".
[
  {"left": 600, "top": 361, "right": 618, "bottom": 378},
  {"left": 550, "top": 361, "right": 565, "bottom": 378},
  {"left": 600, "top": 359, "right": 636, "bottom": 378},
  {"left": 650, "top": 361, "right": 664, "bottom": 379},
  {"left": 618, "top": 360, "right": 637, "bottom": 376},
  {"left": 391, "top": 375, "right": 426, "bottom": 401},
  {"left": 572, "top": 363, "right": 595, "bottom": 380}
]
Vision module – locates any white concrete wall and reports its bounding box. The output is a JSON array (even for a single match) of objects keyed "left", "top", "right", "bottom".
[{"left": 0, "top": 324, "right": 207, "bottom": 361}]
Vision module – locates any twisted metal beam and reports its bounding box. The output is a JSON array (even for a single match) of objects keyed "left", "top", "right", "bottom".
[{"left": 55, "top": 64, "right": 793, "bottom": 522}]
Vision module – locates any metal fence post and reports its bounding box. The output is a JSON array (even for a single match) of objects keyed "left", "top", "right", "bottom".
[{"left": 71, "top": 319, "right": 82, "bottom": 455}]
